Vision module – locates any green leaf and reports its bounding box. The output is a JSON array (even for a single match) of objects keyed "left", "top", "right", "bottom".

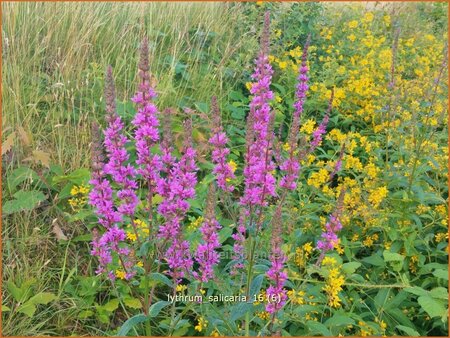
[
  {"left": 404, "top": 286, "right": 428, "bottom": 297},
  {"left": 230, "top": 302, "right": 253, "bottom": 322},
  {"left": 1, "top": 305, "right": 11, "bottom": 312},
  {"left": 149, "top": 301, "right": 170, "bottom": 317},
  {"left": 78, "top": 310, "right": 94, "bottom": 319},
  {"left": 3, "top": 190, "right": 46, "bottom": 215},
  {"left": 249, "top": 274, "right": 264, "bottom": 298},
  {"left": 307, "top": 320, "right": 332, "bottom": 335},
  {"left": 325, "top": 314, "right": 355, "bottom": 327},
  {"left": 361, "top": 254, "right": 385, "bottom": 267},
  {"left": 395, "top": 325, "right": 420, "bottom": 336},
  {"left": 29, "top": 292, "right": 57, "bottom": 305},
  {"left": 7, "top": 167, "right": 41, "bottom": 193},
  {"left": 101, "top": 299, "right": 120, "bottom": 312},
  {"left": 53, "top": 168, "right": 91, "bottom": 185},
  {"left": 116, "top": 314, "right": 148, "bottom": 336},
  {"left": 218, "top": 227, "right": 232, "bottom": 244},
  {"left": 124, "top": 297, "right": 142, "bottom": 309},
  {"left": 342, "top": 262, "right": 361, "bottom": 275},
  {"left": 383, "top": 250, "right": 405, "bottom": 262},
  {"left": 430, "top": 287, "right": 448, "bottom": 300},
  {"left": 6, "top": 281, "right": 26, "bottom": 302},
  {"left": 149, "top": 272, "right": 173, "bottom": 287},
  {"left": 433, "top": 269, "right": 448, "bottom": 280},
  {"left": 418, "top": 296, "right": 447, "bottom": 318},
  {"left": 17, "top": 302, "right": 36, "bottom": 317}
]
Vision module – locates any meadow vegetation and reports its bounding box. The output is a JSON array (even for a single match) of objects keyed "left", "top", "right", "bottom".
[{"left": 1, "top": 1, "right": 448, "bottom": 336}]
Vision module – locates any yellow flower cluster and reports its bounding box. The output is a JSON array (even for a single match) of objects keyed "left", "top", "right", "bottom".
[
  {"left": 188, "top": 216, "right": 204, "bottom": 231},
  {"left": 294, "top": 242, "right": 313, "bottom": 269},
  {"left": 307, "top": 168, "right": 329, "bottom": 189},
  {"left": 68, "top": 184, "right": 90, "bottom": 210},
  {"left": 195, "top": 317, "right": 208, "bottom": 332},
  {"left": 321, "top": 257, "right": 345, "bottom": 308},
  {"left": 126, "top": 219, "right": 149, "bottom": 242},
  {"left": 287, "top": 289, "right": 306, "bottom": 305}
]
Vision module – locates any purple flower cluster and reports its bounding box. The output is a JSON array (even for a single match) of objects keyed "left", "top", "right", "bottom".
[
  {"left": 310, "top": 89, "right": 334, "bottom": 153},
  {"left": 157, "top": 120, "right": 198, "bottom": 280},
  {"left": 103, "top": 66, "right": 139, "bottom": 218},
  {"left": 280, "top": 37, "right": 311, "bottom": 191},
  {"left": 241, "top": 11, "right": 276, "bottom": 207},
  {"left": 316, "top": 214, "right": 343, "bottom": 252},
  {"left": 230, "top": 211, "right": 247, "bottom": 276},
  {"left": 194, "top": 186, "right": 221, "bottom": 282},
  {"left": 266, "top": 206, "right": 287, "bottom": 314},
  {"left": 316, "top": 187, "right": 346, "bottom": 257},
  {"left": 132, "top": 38, "right": 161, "bottom": 185},
  {"left": 89, "top": 121, "right": 135, "bottom": 279},
  {"left": 209, "top": 96, "right": 235, "bottom": 192}
]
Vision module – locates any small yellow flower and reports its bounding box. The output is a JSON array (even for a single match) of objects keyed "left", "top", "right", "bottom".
[
  {"left": 136, "top": 261, "right": 144, "bottom": 268},
  {"left": 347, "top": 34, "right": 356, "bottom": 42},
  {"left": 228, "top": 160, "right": 237, "bottom": 173},
  {"left": 300, "top": 119, "right": 316, "bottom": 135},
  {"left": 115, "top": 270, "right": 126, "bottom": 280},
  {"left": 195, "top": 317, "right": 208, "bottom": 332},
  {"left": 176, "top": 284, "right": 187, "bottom": 293},
  {"left": 348, "top": 20, "right": 358, "bottom": 29},
  {"left": 126, "top": 232, "right": 137, "bottom": 242},
  {"left": 278, "top": 61, "right": 288, "bottom": 69}
]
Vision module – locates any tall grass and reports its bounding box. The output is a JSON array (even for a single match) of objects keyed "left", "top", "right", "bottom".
[
  {"left": 2, "top": 1, "right": 253, "bottom": 169},
  {"left": 2, "top": 2, "right": 253, "bottom": 335}
]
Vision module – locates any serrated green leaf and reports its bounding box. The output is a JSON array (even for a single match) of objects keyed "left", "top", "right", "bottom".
[
  {"left": 124, "top": 297, "right": 142, "bottom": 309},
  {"left": 6, "top": 281, "right": 26, "bottom": 302},
  {"left": 3, "top": 190, "right": 46, "bottom": 215},
  {"left": 17, "top": 302, "right": 36, "bottom": 317},
  {"left": 78, "top": 310, "right": 94, "bottom": 319},
  {"left": 101, "top": 299, "right": 120, "bottom": 312}
]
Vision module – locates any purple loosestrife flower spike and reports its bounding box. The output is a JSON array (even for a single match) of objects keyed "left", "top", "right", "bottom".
[
  {"left": 329, "top": 143, "right": 346, "bottom": 182},
  {"left": 266, "top": 205, "right": 288, "bottom": 314},
  {"left": 316, "top": 187, "right": 346, "bottom": 263},
  {"left": 89, "top": 122, "right": 122, "bottom": 229},
  {"left": 89, "top": 123, "right": 135, "bottom": 279},
  {"left": 280, "top": 35, "right": 311, "bottom": 190},
  {"left": 103, "top": 66, "right": 138, "bottom": 218},
  {"left": 158, "top": 119, "right": 198, "bottom": 281},
  {"left": 310, "top": 89, "right": 334, "bottom": 153},
  {"left": 132, "top": 38, "right": 161, "bottom": 185},
  {"left": 209, "top": 96, "right": 235, "bottom": 192},
  {"left": 230, "top": 210, "right": 247, "bottom": 276},
  {"left": 194, "top": 185, "right": 221, "bottom": 282},
  {"left": 241, "top": 11, "right": 276, "bottom": 207}
]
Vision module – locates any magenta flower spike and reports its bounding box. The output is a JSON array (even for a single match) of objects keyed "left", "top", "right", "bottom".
[
  {"left": 266, "top": 206, "right": 288, "bottom": 314},
  {"left": 280, "top": 36, "right": 311, "bottom": 191},
  {"left": 194, "top": 185, "right": 221, "bottom": 282},
  {"left": 132, "top": 38, "right": 162, "bottom": 185},
  {"left": 241, "top": 11, "right": 276, "bottom": 207},
  {"left": 209, "top": 96, "right": 235, "bottom": 192}
]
